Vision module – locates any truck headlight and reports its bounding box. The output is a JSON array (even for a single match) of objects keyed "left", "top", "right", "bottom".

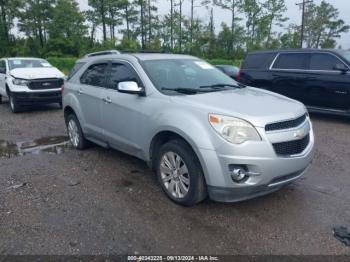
[
  {"left": 209, "top": 114, "right": 261, "bottom": 144},
  {"left": 12, "top": 78, "right": 30, "bottom": 86}
]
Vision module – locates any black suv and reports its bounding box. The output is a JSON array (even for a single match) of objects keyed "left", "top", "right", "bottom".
[{"left": 239, "top": 49, "right": 350, "bottom": 115}]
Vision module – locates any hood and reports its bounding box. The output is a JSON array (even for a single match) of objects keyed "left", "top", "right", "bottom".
[
  {"left": 10, "top": 67, "right": 65, "bottom": 80},
  {"left": 171, "top": 87, "right": 306, "bottom": 127}
]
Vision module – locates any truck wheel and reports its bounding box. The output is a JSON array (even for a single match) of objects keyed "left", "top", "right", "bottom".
[
  {"left": 9, "top": 93, "right": 21, "bottom": 113},
  {"left": 156, "top": 139, "right": 207, "bottom": 206},
  {"left": 66, "top": 114, "right": 89, "bottom": 150}
]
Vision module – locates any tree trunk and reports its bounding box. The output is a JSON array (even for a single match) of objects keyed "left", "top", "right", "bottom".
[
  {"left": 231, "top": 0, "right": 235, "bottom": 52},
  {"left": 170, "top": 0, "right": 173, "bottom": 50},
  {"left": 0, "top": 1, "right": 9, "bottom": 43},
  {"left": 101, "top": 0, "right": 107, "bottom": 41},
  {"left": 140, "top": 0, "right": 145, "bottom": 49},
  {"left": 190, "top": 0, "right": 194, "bottom": 52},
  {"left": 148, "top": 0, "right": 151, "bottom": 46},
  {"left": 125, "top": 5, "right": 130, "bottom": 40}
]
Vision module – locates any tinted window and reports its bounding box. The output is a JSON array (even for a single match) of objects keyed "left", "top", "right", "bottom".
[
  {"left": 272, "top": 53, "right": 309, "bottom": 70},
  {"left": 109, "top": 63, "right": 138, "bottom": 89},
  {"left": 67, "top": 62, "right": 86, "bottom": 80},
  {"left": 80, "top": 63, "right": 108, "bottom": 87},
  {"left": 242, "top": 53, "right": 276, "bottom": 69},
  {"left": 310, "top": 53, "right": 344, "bottom": 70}
]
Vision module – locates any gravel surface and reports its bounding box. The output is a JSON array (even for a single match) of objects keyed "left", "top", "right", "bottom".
[{"left": 0, "top": 101, "right": 350, "bottom": 255}]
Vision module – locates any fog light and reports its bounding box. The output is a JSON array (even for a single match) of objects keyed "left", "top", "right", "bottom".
[{"left": 231, "top": 168, "right": 248, "bottom": 182}]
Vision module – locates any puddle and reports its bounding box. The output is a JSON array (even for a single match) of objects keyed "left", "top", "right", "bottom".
[{"left": 0, "top": 136, "right": 71, "bottom": 158}]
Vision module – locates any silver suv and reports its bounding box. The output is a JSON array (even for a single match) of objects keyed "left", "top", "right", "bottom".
[{"left": 63, "top": 53, "right": 314, "bottom": 206}]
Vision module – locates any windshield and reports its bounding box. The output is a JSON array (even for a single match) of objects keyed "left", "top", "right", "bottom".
[
  {"left": 141, "top": 59, "right": 238, "bottom": 94},
  {"left": 8, "top": 59, "right": 52, "bottom": 70}
]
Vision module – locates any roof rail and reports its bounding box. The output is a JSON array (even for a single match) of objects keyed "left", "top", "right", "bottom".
[{"left": 84, "top": 50, "right": 121, "bottom": 58}]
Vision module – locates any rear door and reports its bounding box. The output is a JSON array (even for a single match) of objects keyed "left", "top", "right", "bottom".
[
  {"left": 270, "top": 53, "right": 310, "bottom": 105},
  {"left": 78, "top": 61, "right": 109, "bottom": 139},
  {"left": 306, "top": 52, "right": 350, "bottom": 110}
]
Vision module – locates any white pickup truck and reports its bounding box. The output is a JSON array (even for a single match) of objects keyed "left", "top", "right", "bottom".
[{"left": 0, "top": 57, "right": 65, "bottom": 113}]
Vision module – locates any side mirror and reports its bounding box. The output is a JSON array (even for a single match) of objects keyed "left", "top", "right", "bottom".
[
  {"left": 0, "top": 68, "right": 6, "bottom": 74},
  {"left": 334, "top": 63, "right": 349, "bottom": 73},
  {"left": 117, "top": 81, "right": 144, "bottom": 95}
]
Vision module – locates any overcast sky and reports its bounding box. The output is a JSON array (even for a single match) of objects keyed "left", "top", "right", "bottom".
[{"left": 78, "top": 0, "right": 350, "bottom": 49}]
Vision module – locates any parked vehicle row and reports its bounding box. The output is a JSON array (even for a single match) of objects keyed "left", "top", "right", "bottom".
[
  {"left": 62, "top": 52, "right": 314, "bottom": 206},
  {"left": 0, "top": 58, "right": 65, "bottom": 113}
]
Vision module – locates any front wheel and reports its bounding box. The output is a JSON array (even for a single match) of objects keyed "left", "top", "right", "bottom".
[
  {"left": 156, "top": 139, "right": 207, "bottom": 206},
  {"left": 66, "top": 114, "right": 89, "bottom": 150},
  {"left": 9, "top": 93, "right": 21, "bottom": 113}
]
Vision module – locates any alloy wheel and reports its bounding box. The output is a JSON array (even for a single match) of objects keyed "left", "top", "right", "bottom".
[
  {"left": 68, "top": 119, "right": 80, "bottom": 147},
  {"left": 160, "top": 152, "right": 190, "bottom": 199}
]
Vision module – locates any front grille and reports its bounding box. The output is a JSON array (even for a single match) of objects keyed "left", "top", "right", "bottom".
[
  {"left": 273, "top": 134, "right": 310, "bottom": 156},
  {"left": 265, "top": 114, "right": 307, "bottom": 132},
  {"left": 28, "top": 78, "right": 63, "bottom": 90}
]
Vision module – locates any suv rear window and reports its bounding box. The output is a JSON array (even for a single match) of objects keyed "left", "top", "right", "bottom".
[
  {"left": 242, "top": 53, "right": 276, "bottom": 70},
  {"left": 272, "top": 53, "right": 309, "bottom": 70},
  {"left": 309, "top": 53, "right": 344, "bottom": 71}
]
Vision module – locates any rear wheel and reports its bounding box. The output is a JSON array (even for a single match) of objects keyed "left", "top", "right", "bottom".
[
  {"left": 156, "top": 139, "right": 207, "bottom": 206},
  {"left": 66, "top": 114, "right": 89, "bottom": 150},
  {"left": 9, "top": 93, "right": 21, "bottom": 113}
]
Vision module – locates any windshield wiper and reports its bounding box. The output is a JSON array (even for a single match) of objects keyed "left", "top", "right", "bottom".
[
  {"left": 161, "top": 87, "right": 218, "bottom": 94},
  {"left": 199, "top": 83, "right": 244, "bottom": 89}
]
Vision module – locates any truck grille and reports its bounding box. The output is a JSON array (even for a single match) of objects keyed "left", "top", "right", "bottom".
[
  {"left": 273, "top": 134, "right": 310, "bottom": 156},
  {"left": 28, "top": 78, "right": 63, "bottom": 90},
  {"left": 265, "top": 114, "right": 307, "bottom": 132}
]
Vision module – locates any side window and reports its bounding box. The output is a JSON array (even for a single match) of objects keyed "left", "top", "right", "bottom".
[
  {"left": 67, "top": 62, "right": 86, "bottom": 80},
  {"left": 309, "top": 53, "right": 345, "bottom": 71},
  {"left": 272, "top": 53, "right": 309, "bottom": 70},
  {"left": 242, "top": 53, "right": 276, "bottom": 70},
  {"left": 109, "top": 63, "right": 139, "bottom": 89},
  {"left": 80, "top": 63, "right": 108, "bottom": 87}
]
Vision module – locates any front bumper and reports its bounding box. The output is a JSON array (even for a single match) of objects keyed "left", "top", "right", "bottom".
[
  {"left": 11, "top": 91, "right": 62, "bottom": 105},
  {"left": 199, "top": 120, "right": 315, "bottom": 203}
]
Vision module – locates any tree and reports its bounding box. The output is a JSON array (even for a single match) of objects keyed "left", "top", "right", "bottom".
[
  {"left": 47, "top": 0, "right": 87, "bottom": 56},
  {"left": 88, "top": 0, "right": 108, "bottom": 41},
  {"left": 0, "top": 0, "right": 23, "bottom": 55},
  {"left": 18, "top": 0, "right": 55, "bottom": 49},
  {"left": 304, "top": 1, "right": 349, "bottom": 48},
  {"left": 119, "top": 0, "right": 138, "bottom": 41},
  {"left": 213, "top": 0, "right": 241, "bottom": 51},
  {"left": 262, "top": 0, "right": 288, "bottom": 47}
]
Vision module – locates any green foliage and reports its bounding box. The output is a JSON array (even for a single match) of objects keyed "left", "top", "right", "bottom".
[{"left": 47, "top": 57, "right": 77, "bottom": 74}]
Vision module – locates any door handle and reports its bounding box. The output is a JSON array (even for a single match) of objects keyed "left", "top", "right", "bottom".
[
  {"left": 103, "top": 97, "right": 112, "bottom": 104},
  {"left": 77, "top": 89, "right": 83, "bottom": 95}
]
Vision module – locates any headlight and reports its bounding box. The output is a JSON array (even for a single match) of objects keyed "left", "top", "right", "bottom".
[
  {"left": 209, "top": 114, "right": 261, "bottom": 144},
  {"left": 12, "top": 78, "right": 30, "bottom": 86}
]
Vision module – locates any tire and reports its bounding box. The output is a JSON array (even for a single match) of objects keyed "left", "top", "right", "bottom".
[
  {"left": 9, "top": 92, "right": 21, "bottom": 113},
  {"left": 0, "top": 95, "right": 2, "bottom": 104},
  {"left": 66, "top": 113, "right": 89, "bottom": 150},
  {"left": 156, "top": 139, "right": 207, "bottom": 206},
  {"left": 58, "top": 101, "right": 63, "bottom": 109}
]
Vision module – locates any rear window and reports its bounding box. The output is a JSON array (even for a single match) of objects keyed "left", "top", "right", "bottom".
[
  {"left": 272, "top": 53, "right": 309, "bottom": 70},
  {"left": 67, "top": 62, "right": 86, "bottom": 80},
  {"left": 309, "top": 53, "right": 345, "bottom": 71},
  {"left": 242, "top": 53, "right": 276, "bottom": 70}
]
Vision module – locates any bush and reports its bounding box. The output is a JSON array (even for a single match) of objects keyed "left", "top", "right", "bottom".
[
  {"left": 206, "top": 58, "right": 242, "bottom": 67},
  {"left": 47, "top": 57, "right": 77, "bottom": 75}
]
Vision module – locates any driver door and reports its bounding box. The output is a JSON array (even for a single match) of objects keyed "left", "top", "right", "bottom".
[{"left": 101, "top": 61, "right": 148, "bottom": 157}]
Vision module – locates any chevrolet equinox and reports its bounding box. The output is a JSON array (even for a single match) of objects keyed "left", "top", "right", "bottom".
[{"left": 63, "top": 53, "right": 314, "bottom": 206}]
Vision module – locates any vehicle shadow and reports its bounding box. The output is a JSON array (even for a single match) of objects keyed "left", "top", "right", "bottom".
[
  {"left": 309, "top": 112, "right": 350, "bottom": 124},
  {"left": 0, "top": 99, "right": 61, "bottom": 113}
]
